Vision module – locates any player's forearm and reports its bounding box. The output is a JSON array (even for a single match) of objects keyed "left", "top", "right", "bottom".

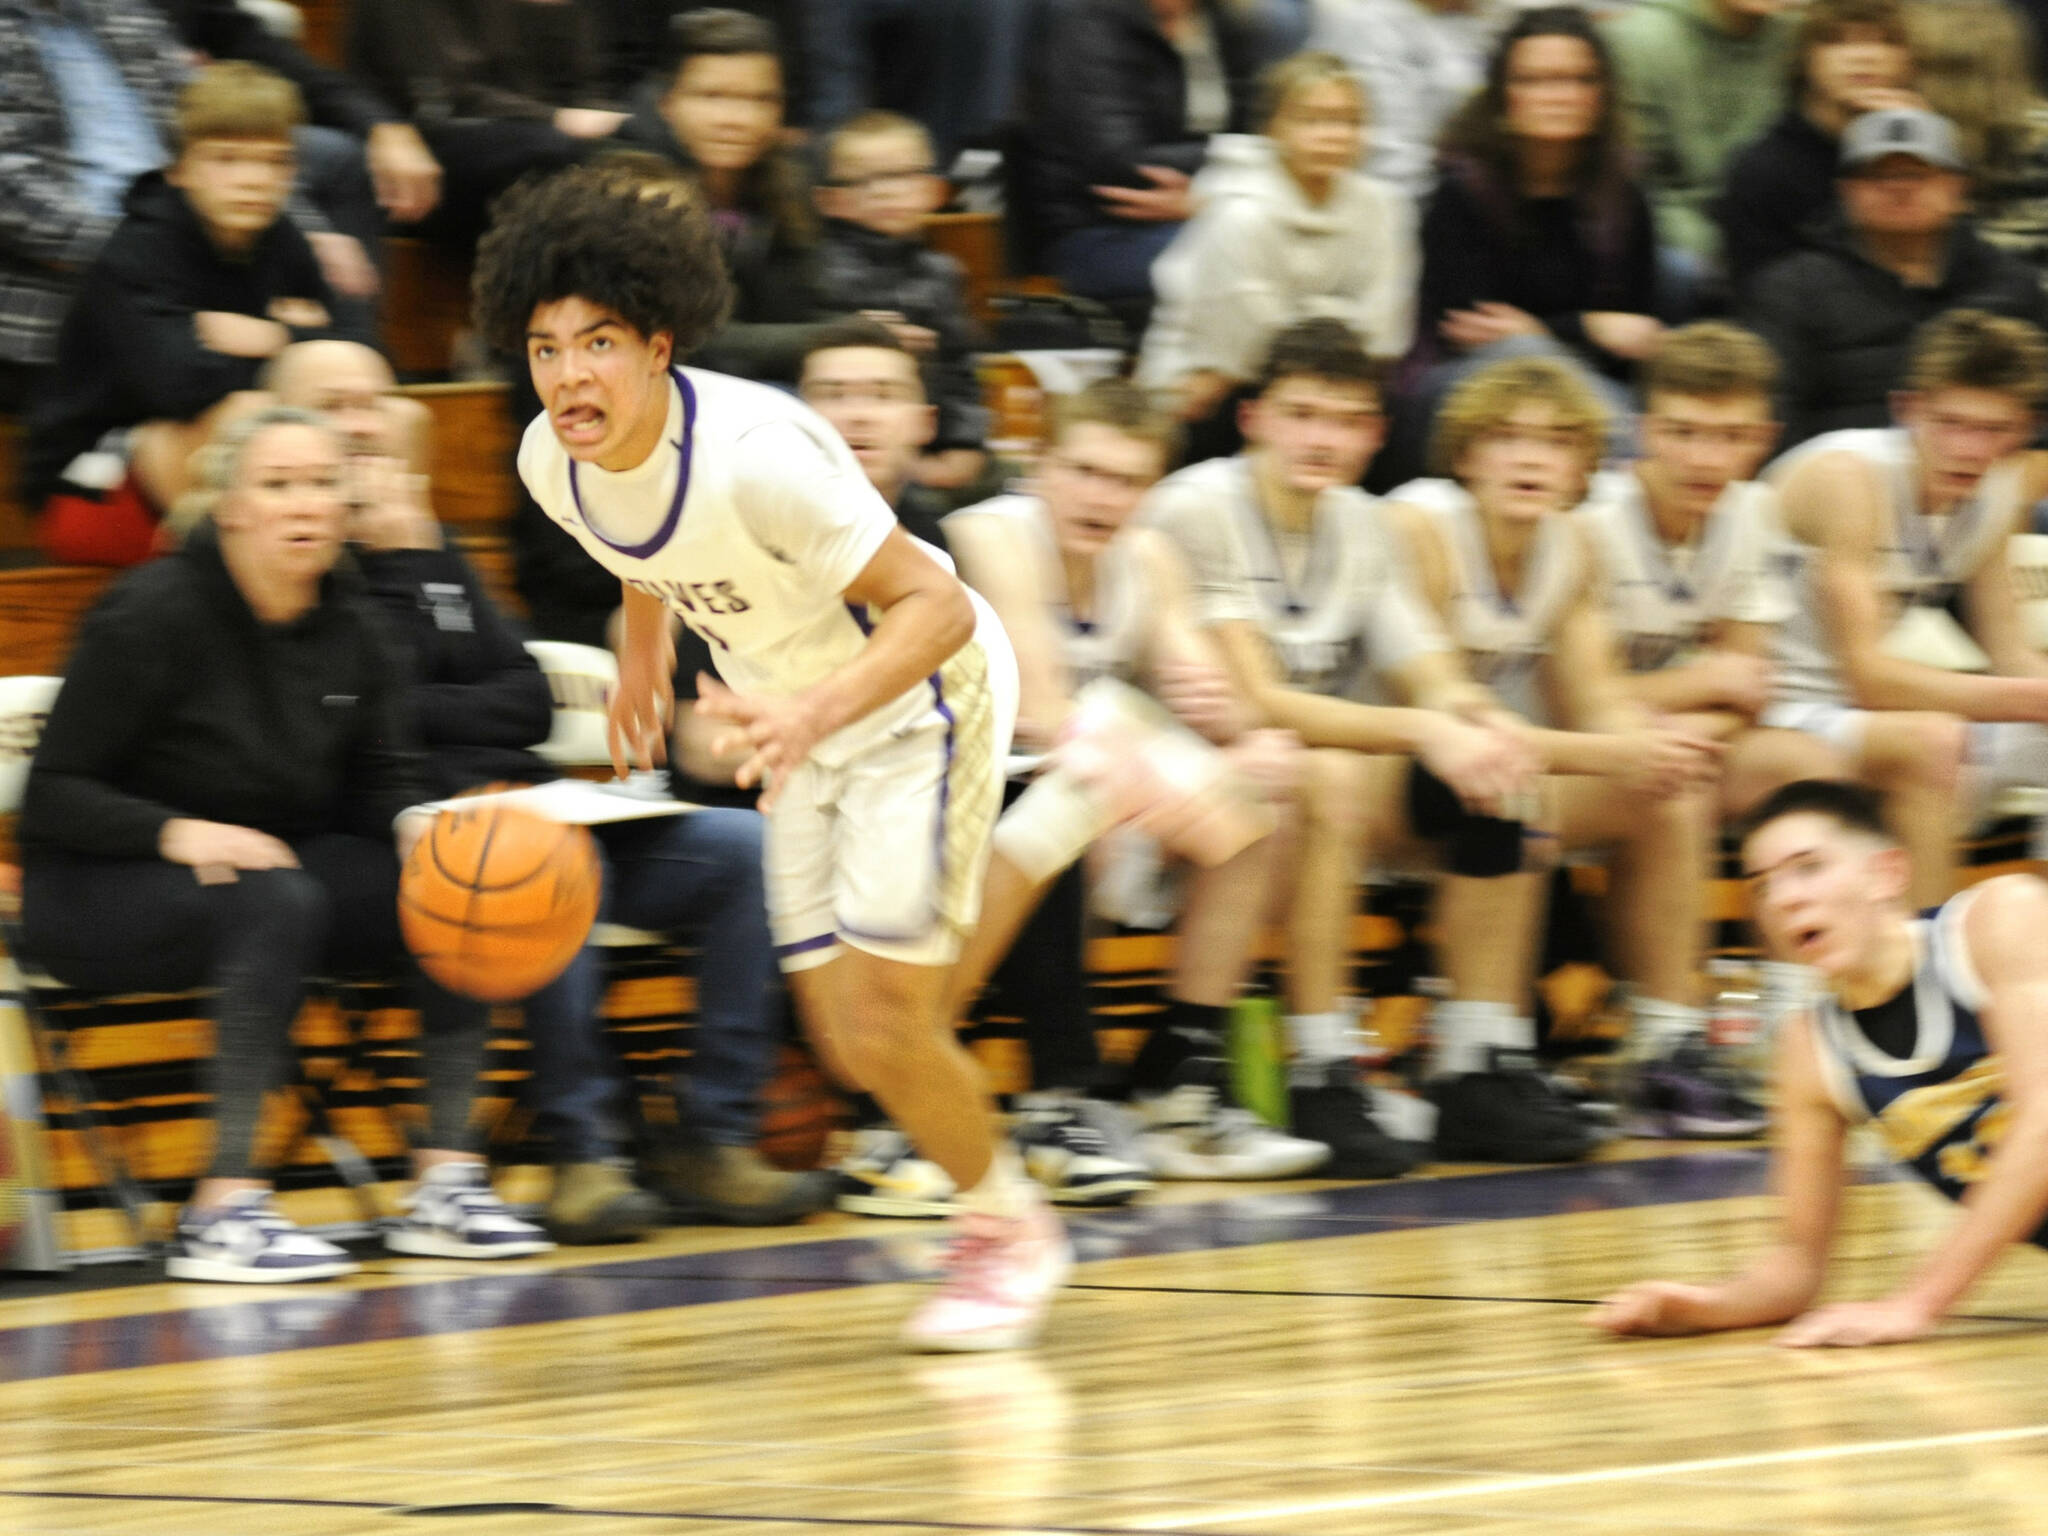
[
  {"left": 1624, "top": 662, "right": 1739, "bottom": 717},
  {"left": 802, "top": 583, "right": 975, "bottom": 742},
  {"left": 619, "top": 584, "right": 672, "bottom": 660},
  {"left": 1520, "top": 726, "right": 1633, "bottom": 777},
  {"left": 1697, "top": 1244, "right": 1830, "bottom": 1332},
  {"left": 1256, "top": 685, "right": 1447, "bottom": 756},
  {"left": 1846, "top": 651, "right": 2048, "bottom": 722},
  {"left": 1895, "top": 1115, "right": 2048, "bottom": 1323}
]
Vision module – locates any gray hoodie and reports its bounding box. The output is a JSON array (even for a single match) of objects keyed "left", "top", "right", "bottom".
[{"left": 1139, "top": 133, "right": 1418, "bottom": 386}]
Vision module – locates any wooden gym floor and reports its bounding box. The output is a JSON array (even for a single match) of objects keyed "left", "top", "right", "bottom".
[{"left": 2, "top": 1145, "right": 2046, "bottom": 1535}]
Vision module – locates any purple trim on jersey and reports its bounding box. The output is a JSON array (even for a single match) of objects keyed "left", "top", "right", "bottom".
[
  {"left": 776, "top": 933, "right": 839, "bottom": 959},
  {"left": 930, "top": 669, "right": 956, "bottom": 908},
  {"left": 837, "top": 596, "right": 956, "bottom": 939},
  {"left": 566, "top": 368, "right": 698, "bottom": 560}
]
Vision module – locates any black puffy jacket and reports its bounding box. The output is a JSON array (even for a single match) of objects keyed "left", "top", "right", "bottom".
[
  {"left": 1742, "top": 214, "right": 2048, "bottom": 447},
  {"left": 1017, "top": 0, "right": 1257, "bottom": 249}
]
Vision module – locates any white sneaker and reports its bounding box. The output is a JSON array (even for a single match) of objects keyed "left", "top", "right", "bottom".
[
  {"left": 835, "top": 1127, "right": 957, "bottom": 1218},
  {"left": 902, "top": 1195, "right": 1073, "bottom": 1352},
  {"left": 1012, "top": 1094, "right": 1152, "bottom": 1206},
  {"left": 385, "top": 1163, "right": 555, "bottom": 1259},
  {"left": 167, "top": 1190, "right": 359, "bottom": 1284},
  {"left": 1133, "top": 1082, "right": 1331, "bottom": 1180}
]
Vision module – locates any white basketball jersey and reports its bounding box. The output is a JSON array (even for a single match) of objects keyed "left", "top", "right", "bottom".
[
  {"left": 950, "top": 493, "right": 1152, "bottom": 691},
  {"left": 1577, "top": 469, "right": 1795, "bottom": 674},
  {"left": 1392, "top": 477, "right": 1583, "bottom": 725},
  {"left": 1142, "top": 455, "right": 1445, "bottom": 698},
  {"left": 1765, "top": 428, "right": 2023, "bottom": 706},
  {"left": 519, "top": 367, "right": 966, "bottom": 763}
]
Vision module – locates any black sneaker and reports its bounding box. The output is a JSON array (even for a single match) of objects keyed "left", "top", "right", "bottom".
[
  {"left": 1429, "top": 1050, "right": 1598, "bottom": 1163},
  {"left": 1624, "top": 1040, "right": 1768, "bottom": 1140},
  {"left": 1287, "top": 1067, "right": 1424, "bottom": 1179}
]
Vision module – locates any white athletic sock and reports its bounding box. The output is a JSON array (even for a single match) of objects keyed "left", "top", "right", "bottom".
[
  {"left": 957, "top": 1143, "right": 1036, "bottom": 1222},
  {"left": 1428, "top": 1001, "right": 1535, "bottom": 1079},
  {"left": 1286, "top": 1010, "right": 1362, "bottom": 1084},
  {"left": 1629, "top": 996, "right": 1708, "bottom": 1060}
]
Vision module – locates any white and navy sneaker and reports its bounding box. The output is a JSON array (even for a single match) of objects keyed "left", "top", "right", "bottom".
[
  {"left": 385, "top": 1163, "right": 555, "bottom": 1259},
  {"left": 1132, "top": 1062, "right": 1331, "bottom": 1181},
  {"left": 834, "top": 1127, "right": 957, "bottom": 1218},
  {"left": 166, "top": 1190, "right": 359, "bottom": 1284},
  {"left": 1011, "top": 1094, "right": 1153, "bottom": 1207}
]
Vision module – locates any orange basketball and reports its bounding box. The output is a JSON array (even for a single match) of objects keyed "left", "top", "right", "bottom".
[
  {"left": 756, "top": 1044, "right": 855, "bottom": 1170},
  {"left": 399, "top": 805, "right": 601, "bottom": 1002}
]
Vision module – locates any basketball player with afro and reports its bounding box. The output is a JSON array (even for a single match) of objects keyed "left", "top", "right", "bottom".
[
  {"left": 474, "top": 164, "right": 1064, "bottom": 1352},
  {"left": 1597, "top": 779, "right": 2048, "bottom": 1347}
]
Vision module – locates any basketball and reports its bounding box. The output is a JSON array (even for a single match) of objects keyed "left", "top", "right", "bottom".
[
  {"left": 756, "top": 1044, "right": 854, "bottom": 1171},
  {"left": 398, "top": 804, "right": 602, "bottom": 1002}
]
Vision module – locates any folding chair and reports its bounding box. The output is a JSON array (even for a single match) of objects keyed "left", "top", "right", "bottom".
[
  {"left": 0, "top": 676, "right": 156, "bottom": 1254},
  {"left": 0, "top": 676, "right": 392, "bottom": 1259}
]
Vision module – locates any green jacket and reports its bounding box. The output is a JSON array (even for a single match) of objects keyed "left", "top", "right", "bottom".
[{"left": 1603, "top": 0, "right": 1798, "bottom": 258}]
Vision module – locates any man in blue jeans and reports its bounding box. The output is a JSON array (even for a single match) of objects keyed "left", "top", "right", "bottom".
[
  {"left": 525, "top": 810, "right": 837, "bottom": 1236},
  {"left": 296, "top": 339, "right": 831, "bottom": 1241}
]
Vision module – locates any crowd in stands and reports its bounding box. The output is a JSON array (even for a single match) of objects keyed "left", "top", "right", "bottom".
[{"left": 12, "top": 0, "right": 2048, "bottom": 1281}]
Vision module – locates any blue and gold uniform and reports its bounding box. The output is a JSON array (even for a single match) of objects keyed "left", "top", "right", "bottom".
[{"left": 1810, "top": 886, "right": 2048, "bottom": 1243}]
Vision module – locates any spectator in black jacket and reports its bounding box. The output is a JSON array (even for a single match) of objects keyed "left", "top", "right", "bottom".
[
  {"left": 1396, "top": 6, "right": 1658, "bottom": 476},
  {"left": 613, "top": 9, "right": 838, "bottom": 382},
  {"left": 20, "top": 406, "right": 551, "bottom": 1284},
  {"left": 348, "top": 0, "right": 627, "bottom": 246},
  {"left": 814, "top": 112, "right": 988, "bottom": 492},
  {"left": 1714, "top": 0, "right": 1918, "bottom": 300},
  {"left": 270, "top": 339, "right": 830, "bottom": 1238},
  {"left": 24, "top": 63, "right": 348, "bottom": 568},
  {"left": 802, "top": 0, "right": 1032, "bottom": 162},
  {"left": 0, "top": 0, "right": 396, "bottom": 408},
  {"left": 1018, "top": 0, "right": 1261, "bottom": 309},
  {"left": 162, "top": 0, "right": 444, "bottom": 240},
  {"left": 1743, "top": 108, "right": 2048, "bottom": 447}
]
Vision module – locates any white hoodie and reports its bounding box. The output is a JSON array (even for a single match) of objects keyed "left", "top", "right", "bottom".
[{"left": 1138, "top": 134, "right": 1418, "bottom": 389}]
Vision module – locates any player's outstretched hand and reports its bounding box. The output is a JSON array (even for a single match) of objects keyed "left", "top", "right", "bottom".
[
  {"left": 608, "top": 632, "right": 676, "bottom": 777},
  {"left": 696, "top": 673, "right": 825, "bottom": 814},
  {"left": 1774, "top": 1298, "right": 1936, "bottom": 1349},
  {"left": 1590, "top": 1281, "right": 1722, "bottom": 1337}
]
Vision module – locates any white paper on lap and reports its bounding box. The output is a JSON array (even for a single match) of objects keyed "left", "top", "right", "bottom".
[{"left": 413, "top": 777, "right": 701, "bottom": 825}]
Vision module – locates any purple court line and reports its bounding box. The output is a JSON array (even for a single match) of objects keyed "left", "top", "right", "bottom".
[{"left": 0, "top": 1152, "right": 1797, "bottom": 1385}]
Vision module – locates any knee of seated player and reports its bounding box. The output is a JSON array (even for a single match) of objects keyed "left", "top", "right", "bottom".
[
  {"left": 1298, "top": 748, "right": 1372, "bottom": 845},
  {"left": 1862, "top": 711, "right": 1968, "bottom": 795}
]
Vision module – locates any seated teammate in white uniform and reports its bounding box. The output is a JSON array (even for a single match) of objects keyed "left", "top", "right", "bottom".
[
  {"left": 475, "top": 165, "right": 1062, "bottom": 1354},
  {"left": 1598, "top": 779, "right": 2048, "bottom": 1347},
  {"left": 1143, "top": 319, "right": 1557, "bottom": 1162},
  {"left": 1386, "top": 356, "right": 1756, "bottom": 1142},
  {"left": 944, "top": 379, "right": 1347, "bottom": 1180},
  {"left": 1753, "top": 309, "right": 2048, "bottom": 909},
  {"left": 799, "top": 331, "right": 1164, "bottom": 1208},
  {"left": 1576, "top": 323, "right": 1793, "bottom": 783}
]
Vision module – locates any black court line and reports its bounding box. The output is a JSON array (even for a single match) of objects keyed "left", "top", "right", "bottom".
[{"left": 0, "top": 1487, "right": 1275, "bottom": 1536}]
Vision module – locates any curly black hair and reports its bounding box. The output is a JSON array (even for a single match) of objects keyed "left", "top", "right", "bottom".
[{"left": 471, "top": 163, "right": 734, "bottom": 361}]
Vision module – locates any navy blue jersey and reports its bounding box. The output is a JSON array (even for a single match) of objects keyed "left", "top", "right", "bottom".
[{"left": 1809, "top": 886, "right": 2045, "bottom": 1241}]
